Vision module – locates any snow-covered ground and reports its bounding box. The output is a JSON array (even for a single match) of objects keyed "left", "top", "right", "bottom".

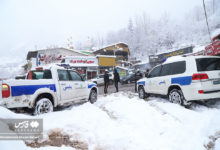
[{"left": 1, "top": 92, "right": 220, "bottom": 150}]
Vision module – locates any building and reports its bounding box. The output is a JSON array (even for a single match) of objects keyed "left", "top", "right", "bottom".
[
  {"left": 148, "top": 46, "right": 194, "bottom": 69},
  {"left": 61, "top": 56, "right": 98, "bottom": 79},
  {"left": 60, "top": 55, "right": 116, "bottom": 79},
  {"left": 26, "top": 47, "right": 88, "bottom": 69},
  {"left": 96, "top": 55, "right": 116, "bottom": 74},
  {"left": 92, "top": 42, "right": 130, "bottom": 62}
]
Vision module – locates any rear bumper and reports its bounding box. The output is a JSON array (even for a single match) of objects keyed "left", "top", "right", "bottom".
[
  {"left": 182, "top": 83, "right": 220, "bottom": 101},
  {"left": 0, "top": 97, "right": 31, "bottom": 109}
]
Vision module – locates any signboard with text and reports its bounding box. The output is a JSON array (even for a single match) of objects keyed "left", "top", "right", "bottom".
[
  {"left": 205, "top": 40, "right": 220, "bottom": 56},
  {"left": 65, "top": 57, "right": 98, "bottom": 67}
]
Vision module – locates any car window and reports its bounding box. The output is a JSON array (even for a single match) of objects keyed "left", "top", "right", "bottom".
[
  {"left": 149, "top": 66, "right": 162, "bottom": 78},
  {"left": 196, "top": 58, "right": 220, "bottom": 71},
  {"left": 99, "top": 75, "right": 104, "bottom": 78},
  {"left": 57, "top": 70, "right": 70, "bottom": 80},
  {"left": 93, "top": 75, "right": 98, "bottom": 79},
  {"left": 70, "top": 71, "right": 82, "bottom": 81},
  {"left": 160, "top": 64, "right": 172, "bottom": 76},
  {"left": 108, "top": 74, "right": 112, "bottom": 77},
  {"left": 170, "top": 61, "right": 186, "bottom": 75},
  {"left": 28, "top": 70, "right": 52, "bottom": 80}
]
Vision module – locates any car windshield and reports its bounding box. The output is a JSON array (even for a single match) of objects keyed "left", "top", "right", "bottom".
[
  {"left": 93, "top": 75, "right": 98, "bottom": 79},
  {"left": 124, "top": 74, "right": 132, "bottom": 79},
  {"left": 196, "top": 58, "right": 220, "bottom": 71}
]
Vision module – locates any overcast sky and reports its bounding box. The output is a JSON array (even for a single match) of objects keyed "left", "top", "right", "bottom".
[{"left": 0, "top": 0, "right": 203, "bottom": 54}]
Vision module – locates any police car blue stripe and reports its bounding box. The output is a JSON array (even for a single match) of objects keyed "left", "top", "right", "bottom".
[
  {"left": 171, "top": 76, "right": 192, "bottom": 86},
  {"left": 11, "top": 84, "right": 56, "bottom": 97},
  {"left": 88, "top": 84, "right": 97, "bottom": 88},
  {"left": 138, "top": 81, "right": 145, "bottom": 86}
]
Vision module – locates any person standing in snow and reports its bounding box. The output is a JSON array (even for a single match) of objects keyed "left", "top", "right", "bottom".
[
  {"left": 113, "top": 69, "right": 120, "bottom": 93},
  {"left": 134, "top": 69, "right": 143, "bottom": 92},
  {"left": 104, "top": 69, "right": 110, "bottom": 94}
]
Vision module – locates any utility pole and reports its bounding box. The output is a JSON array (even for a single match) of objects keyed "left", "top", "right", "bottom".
[{"left": 213, "top": 0, "right": 215, "bottom": 14}]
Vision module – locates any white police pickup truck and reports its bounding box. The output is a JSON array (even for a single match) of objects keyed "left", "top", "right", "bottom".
[
  {"left": 137, "top": 56, "right": 220, "bottom": 105},
  {"left": 0, "top": 65, "right": 98, "bottom": 115}
]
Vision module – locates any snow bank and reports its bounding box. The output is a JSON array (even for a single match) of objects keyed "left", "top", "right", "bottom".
[{"left": 0, "top": 93, "right": 220, "bottom": 150}]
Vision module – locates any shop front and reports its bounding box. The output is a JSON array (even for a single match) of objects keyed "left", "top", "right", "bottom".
[
  {"left": 96, "top": 55, "right": 116, "bottom": 74},
  {"left": 62, "top": 56, "right": 98, "bottom": 79}
]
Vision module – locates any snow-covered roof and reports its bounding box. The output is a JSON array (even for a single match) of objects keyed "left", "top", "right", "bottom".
[
  {"left": 133, "top": 62, "right": 148, "bottom": 66},
  {"left": 96, "top": 55, "right": 116, "bottom": 58},
  {"left": 33, "top": 47, "right": 88, "bottom": 56},
  {"left": 93, "top": 42, "right": 128, "bottom": 52},
  {"left": 193, "top": 45, "right": 206, "bottom": 53},
  {"left": 212, "top": 29, "right": 220, "bottom": 38},
  {"left": 116, "top": 66, "right": 130, "bottom": 71},
  {"left": 64, "top": 56, "right": 95, "bottom": 59}
]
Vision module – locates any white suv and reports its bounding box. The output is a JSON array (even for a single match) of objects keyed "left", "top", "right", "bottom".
[
  {"left": 137, "top": 56, "right": 220, "bottom": 105},
  {"left": 89, "top": 73, "right": 114, "bottom": 85}
]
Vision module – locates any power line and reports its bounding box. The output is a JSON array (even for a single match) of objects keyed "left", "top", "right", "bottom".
[{"left": 203, "top": 0, "right": 212, "bottom": 42}]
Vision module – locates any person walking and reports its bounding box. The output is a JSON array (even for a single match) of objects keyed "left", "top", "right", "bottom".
[
  {"left": 104, "top": 69, "right": 110, "bottom": 94},
  {"left": 113, "top": 69, "right": 120, "bottom": 92},
  {"left": 145, "top": 69, "right": 149, "bottom": 78},
  {"left": 135, "top": 69, "right": 143, "bottom": 92}
]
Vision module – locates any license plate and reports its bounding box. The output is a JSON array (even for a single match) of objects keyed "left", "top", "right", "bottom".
[{"left": 213, "top": 80, "right": 220, "bottom": 85}]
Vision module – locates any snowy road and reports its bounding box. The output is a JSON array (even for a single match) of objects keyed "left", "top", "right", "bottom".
[
  {"left": 98, "top": 83, "right": 135, "bottom": 95},
  {"left": 1, "top": 92, "right": 220, "bottom": 150}
]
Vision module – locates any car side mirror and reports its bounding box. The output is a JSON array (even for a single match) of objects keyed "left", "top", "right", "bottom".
[{"left": 97, "top": 77, "right": 99, "bottom": 79}]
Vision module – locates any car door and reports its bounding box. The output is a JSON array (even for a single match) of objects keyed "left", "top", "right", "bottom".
[
  {"left": 156, "top": 63, "right": 172, "bottom": 95},
  {"left": 69, "top": 71, "right": 87, "bottom": 98},
  {"left": 147, "top": 65, "right": 162, "bottom": 93},
  {"left": 58, "top": 70, "right": 75, "bottom": 102},
  {"left": 97, "top": 75, "right": 104, "bottom": 84}
]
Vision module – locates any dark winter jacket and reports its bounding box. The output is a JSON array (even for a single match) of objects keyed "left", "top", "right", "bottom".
[
  {"left": 145, "top": 72, "right": 149, "bottom": 78},
  {"left": 114, "top": 70, "right": 120, "bottom": 83},
  {"left": 104, "top": 72, "right": 110, "bottom": 83},
  {"left": 135, "top": 71, "right": 143, "bottom": 81}
]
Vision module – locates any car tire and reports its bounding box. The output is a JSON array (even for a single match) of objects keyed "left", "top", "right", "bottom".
[
  {"left": 109, "top": 80, "right": 113, "bottom": 85},
  {"left": 168, "top": 89, "right": 184, "bottom": 106},
  {"left": 34, "top": 98, "right": 53, "bottom": 115},
  {"left": 127, "top": 80, "right": 131, "bottom": 84},
  {"left": 138, "top": 86, "right": 145, "bottom": 99},
  {"left": 89, "top": 90, "right": 97, "bottom": 104}
]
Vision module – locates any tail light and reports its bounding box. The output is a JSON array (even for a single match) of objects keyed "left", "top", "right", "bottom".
[
  {"left": 198, "top": 90, "right": 204, "bottom": 94},
  {"left": 192, "top": 73, "right": 209, "bottom": 82},
  {"left": 2, "top": 84, "right": 10, "bottom": 98}
]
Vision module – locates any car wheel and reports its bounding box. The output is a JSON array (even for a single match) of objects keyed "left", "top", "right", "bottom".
[
  {"left": 127, "top": 80, "right": 131, "bottom": 84},
  {"left": 138, "top": 86, "right": 145, "bottom": 99},
  {"left": 34, "top": 98, "right": 53, "bottom": 115},
  {"left": 89, "top": 90, "right": 97, "bottom": 104},
  {"left": 169, "top": 89, "right": 184, "bottom": 105},
  {"left": 109, "top": 80, "right": 113, "bottom": 85}
]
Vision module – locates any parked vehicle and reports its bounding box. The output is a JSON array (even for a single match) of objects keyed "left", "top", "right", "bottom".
[
  {"left": 120, "top": 74, "right": 135, "bottom": 84},
  {"left": 15, "top": 74, "right": 26, "bottom": 80},
  {"left": 0, "top": 66, "right": 98, "bottom": 115},
  {"left": 89, "top": 73, "right": 114, "bottom": 85},
  {"left": 137, "top": 56, "right": 220, "bottom": 105}
]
